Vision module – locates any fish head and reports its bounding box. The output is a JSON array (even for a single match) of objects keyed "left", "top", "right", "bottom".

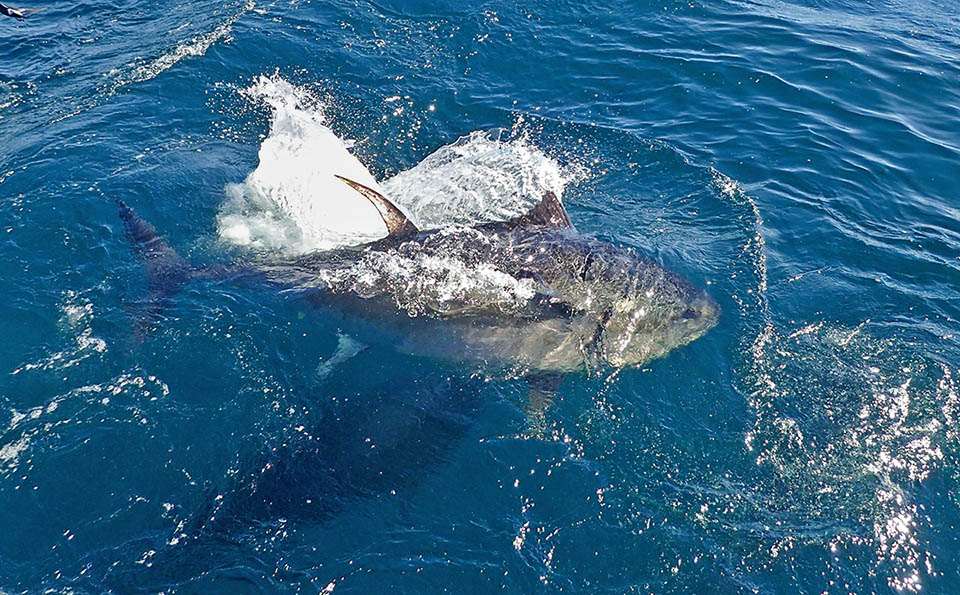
[{"left": 595, "top": 264, "right": 720, "bottom": 368}]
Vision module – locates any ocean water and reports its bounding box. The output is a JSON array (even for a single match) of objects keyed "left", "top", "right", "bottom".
[{"left": 1, "top": 0, "right": 959, "bottom": 592}]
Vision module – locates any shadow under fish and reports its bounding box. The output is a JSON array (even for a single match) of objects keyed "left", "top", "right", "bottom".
[{"left": 108, "top": 372, "right": 482, "bottom": 591}]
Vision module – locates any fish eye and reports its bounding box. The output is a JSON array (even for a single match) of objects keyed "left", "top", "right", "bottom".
[{"left": 680, "top": 308, "right": 699, "bottom": 320}]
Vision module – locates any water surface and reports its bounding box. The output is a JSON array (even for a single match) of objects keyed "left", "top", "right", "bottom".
[{"left": 1, "top": 0, "right": 959, "bottom": 592}]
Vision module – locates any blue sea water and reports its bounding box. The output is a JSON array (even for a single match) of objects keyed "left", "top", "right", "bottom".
[{"left": 2, "top": 0, "right": 959, "bottom": 592}]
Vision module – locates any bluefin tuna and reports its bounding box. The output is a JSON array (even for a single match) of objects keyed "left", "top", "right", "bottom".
[{"left": 118, "top": 178, "right": 718, "bottom": 377}]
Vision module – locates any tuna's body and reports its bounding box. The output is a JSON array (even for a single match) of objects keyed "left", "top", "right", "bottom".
[
  {"left": 118, "top": 175, "right": 718, "bottom": 375},
  {"left": 257, "top": 213, "right": 719, "bottom": 374}
]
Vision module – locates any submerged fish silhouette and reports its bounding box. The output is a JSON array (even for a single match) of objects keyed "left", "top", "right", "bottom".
[{"left": 107, "top": 372, "right": 482, "bottom": 591}]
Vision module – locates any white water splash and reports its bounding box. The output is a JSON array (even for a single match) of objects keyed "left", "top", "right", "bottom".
[
  {"left": 218, "top": 75, "right": 390, "bottom": 253},
  {"left": 316, "top": 227, "right": 538, "bottom": 317},
  {"left": 383, "top": 127, "right": 572, "bottom": 229},
  {"left": 218, "top": 76, "right": 575, "bottom": 254}
]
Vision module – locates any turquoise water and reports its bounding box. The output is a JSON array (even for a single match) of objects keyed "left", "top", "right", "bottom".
[{"left": 2, "top": 0, "right": 959, "bottom": 592}]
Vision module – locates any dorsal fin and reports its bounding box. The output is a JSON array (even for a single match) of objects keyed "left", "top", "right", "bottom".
[
  {"left": 335, "top": 175, "right": 419, "bottom": 237},
  {"left": 510, "top": 191, "right": 572, "bottom": 229}
]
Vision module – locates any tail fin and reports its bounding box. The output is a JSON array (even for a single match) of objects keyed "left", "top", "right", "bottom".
[{"left": 117, "top": 200, "right": 195, "bottom": 339}]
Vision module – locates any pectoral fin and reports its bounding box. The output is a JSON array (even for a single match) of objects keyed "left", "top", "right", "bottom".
[{"left": 524, "top": 373, "right": 564, "bottom": 438}]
